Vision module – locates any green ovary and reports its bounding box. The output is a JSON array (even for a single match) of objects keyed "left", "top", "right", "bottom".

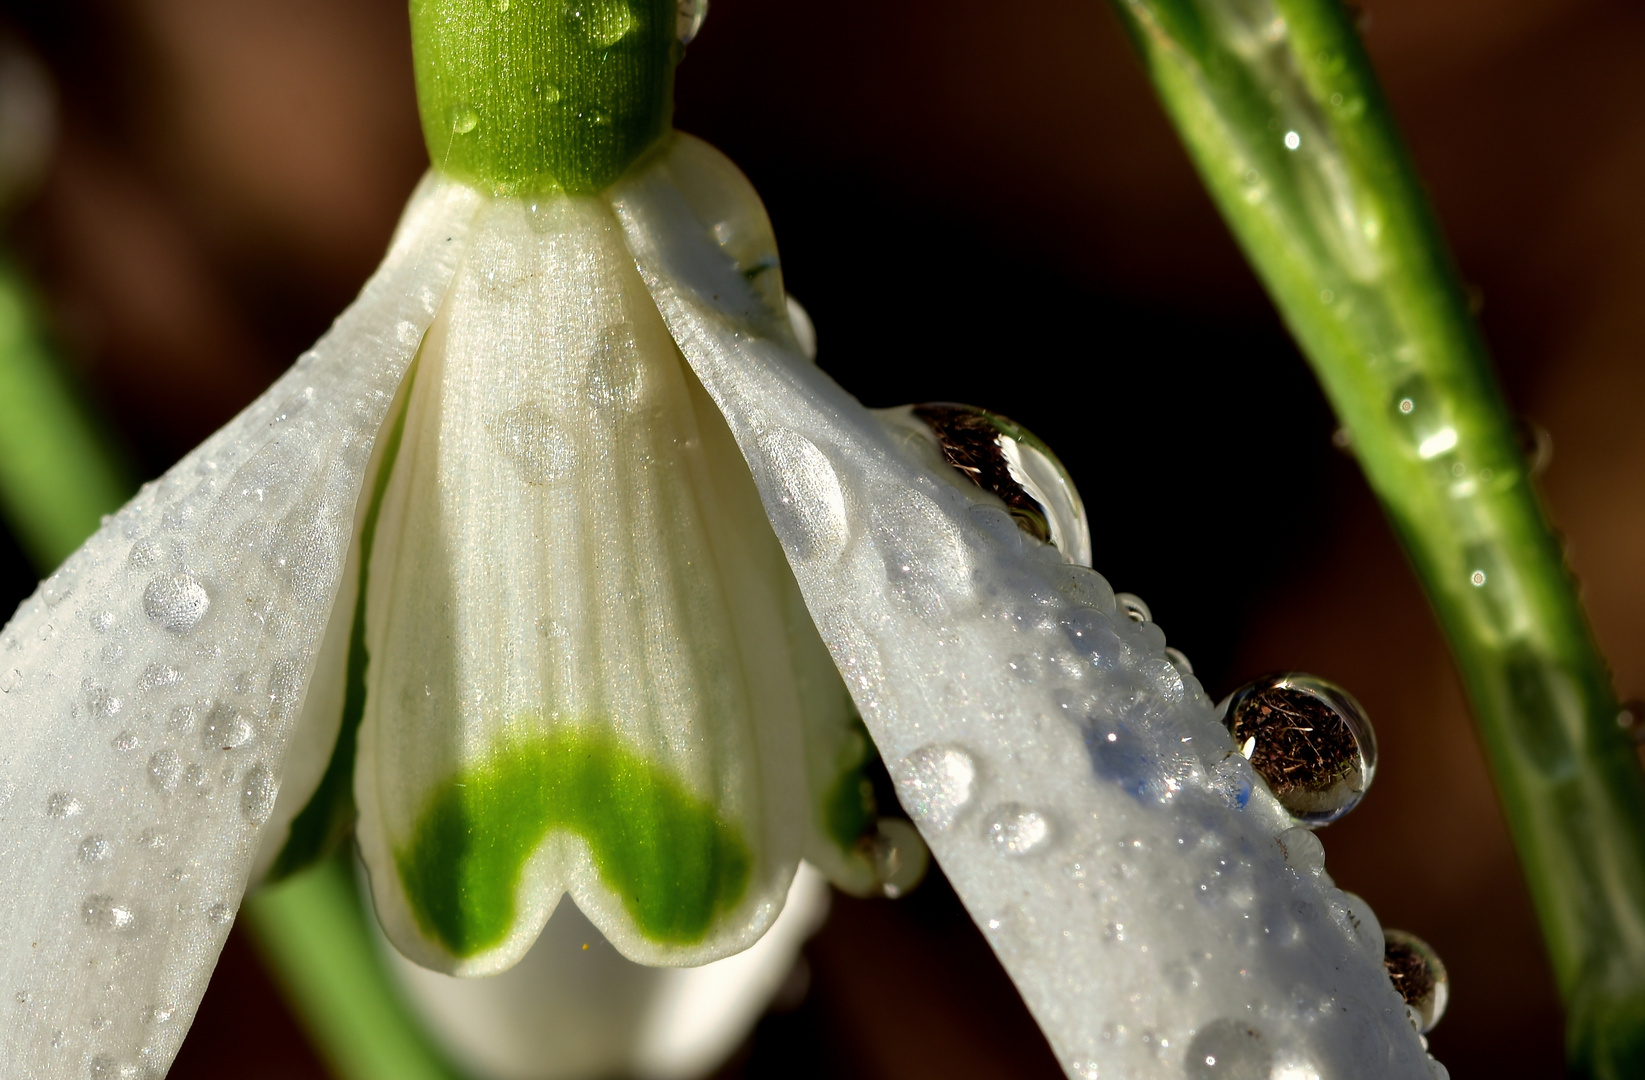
[{"left": 396, "top": 727, "right": 751, "bottom": 958}]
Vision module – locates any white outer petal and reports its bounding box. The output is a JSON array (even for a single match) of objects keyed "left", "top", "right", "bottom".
[
  {"left": 610, "top": 146, "right": 1435, "bottom": 1080},
  {"left": 0, "top": 173, "right": 480, "bottom": 1079},
  {"left": 382, "top": 862, "right": 830, "bottom": 1080}
]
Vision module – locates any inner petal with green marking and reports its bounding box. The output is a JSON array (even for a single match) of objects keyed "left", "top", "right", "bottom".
[{"left": 398, "top": 726, "right": 751, "bottom": 957}]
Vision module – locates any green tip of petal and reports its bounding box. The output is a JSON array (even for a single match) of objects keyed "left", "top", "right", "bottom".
[
  {"left": 397, "top": 726, "right": 751, "bottom": 958},
  {"left": 411, "top": 0, "right": 681, "bottom": 196}
]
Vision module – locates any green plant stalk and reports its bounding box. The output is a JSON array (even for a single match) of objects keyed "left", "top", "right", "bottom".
[
  {"left": 1105, "top": 0, "right": 1645, "bottom": 1072},
  {"left": 242, "top": 856, "right": 464, "bottom": 1080},
  {"left": 0, "top": 254, "right": 463, "bottom": 1080},
  {"left": 0, "top": 258, "right": 130, "bottom": 571}
]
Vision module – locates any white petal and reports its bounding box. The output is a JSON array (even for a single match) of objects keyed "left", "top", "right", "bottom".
[
  {"left": 354, "top": 194, "right": 807, "bottom": 975},
  {"left": 612, "top": 138, "right": 1434, "bottom": 1078},
  {"left": 383, "top": 861, "right": 830, "bottom": 1080},
  {"left": 0, "top": 172, "right": 480, "bottom": 1079}
]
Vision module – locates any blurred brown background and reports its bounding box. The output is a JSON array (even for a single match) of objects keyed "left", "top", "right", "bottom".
[{"left": 1, "top": 0, "right": 1641, "bottom": 1077}]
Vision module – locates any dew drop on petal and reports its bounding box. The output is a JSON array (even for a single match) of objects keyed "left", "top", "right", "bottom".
[
  {"left": 241, "top": 761, "right": 277, "bottom": 825},
  {"left": 1116, "top": 592, "right": 1151, "bottom": 624},
  {"left": 46, "top": 792, "right": 83, "bottom": 818},
  {"left": 1220, "top": 672, "right": 1376, "bottom": 826},
  {"left": 903, "top": 403, "right": 1091, "bottom": 565},
  {"left": 206, "top": 902, "right": 234, "bottom": 926},
  {"left": 1185, "top": 1018, "right": 1272, "bottom": 1079},
  {"left": 1165, "top": 646, "right": 1194, "bottom": 676},
  {"left": 1384, "top": 929, "right": 1449, "bottom": 1032},
  {"left": 985, "top": 803, "right": 1051, "bottom": 856},
  {"left": 147, "top": 748, "right": 181, "bottom": 793},
  {"left": 896, "top": 744, "right": 976, "bottom": 831},
  {"left": 81, "top": 894, "right": 137, "bottom": 932},
  {"left": 143, "top": 573, "right": 210, "bottom": 632},
  {"left": 77, "top": 836, "right": 111, "bottom": 863},
  {"left": 0, "top": 668, "right": 17, "bottom": 693}
]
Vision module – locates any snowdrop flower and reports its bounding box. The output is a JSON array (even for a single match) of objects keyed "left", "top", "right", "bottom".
[{"left": 0, "top": 2, "right": 1441, "bottom": 1078}]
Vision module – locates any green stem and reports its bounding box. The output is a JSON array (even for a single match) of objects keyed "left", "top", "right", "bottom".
[
  {"left": 1104, "top": 0, "right": 1645, "bottom": 1072},
  {"left": 242, "top": 855, "right": 465, "bottom": 1080},
  {"left": 0, "top": 253, "right": 464, "bottom": 1080},
  {"left": 411, "top": 0, "right": 682, "bottom": 195},
  {"left": 0, "top": 258, "right": 130, "bottom": 571}
]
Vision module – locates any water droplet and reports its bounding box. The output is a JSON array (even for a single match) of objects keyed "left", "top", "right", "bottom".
[
  {"left": 757, "top": 429, "right": 850, "bottom": 560},
  {"left": 1219, "top": 673, "right": 1376, "bottom": 826},
  {"left": 1185, "top": 1018, "right": 1272, "bottom": 1079},
  {"left": 567, "top": 0, "right": 635, "bottom": 47},
  {"left": 46, "top": 792, "right": 83, "bottom": 818},
  {"left": 1515, "top": 417, "right": 1553, "bottom": 477},
  {"left": 0, "top": 668, "right": 17, "bottom": 692},
  {"left": 448, "top": 103, "right": 480, "bottom": 135},
  {"left": 531, "top": 79, "right": 561, "bottom": 103},
  {"left": 871, "top": 818, "right": 928, "bottom": 898},
  {"left": 77, "top": 836, "right": 111, "bottom": 863},
  {"left": 1207, "top": 753, "right": 1253, "bottom": 809},
  {"left": 143, "top": 573, "right": 210, "bottom": 632},
  {"left": 903, "top": 403, "right": 1091, "bottom": 565},
  {"left": 126, "top": 539, "right": 160, "bottom": 570},
  {"left": 40, "top": 567, "right": 75, "bottom": 606},
  {"left": 82, "top": 681, "right": 121, "bottom": 720},
  {"left": 488, "top": 401, "right": 570, "bottom": 485},
  {"left": 985, "top": 804, "right": 1050, "bottom": 855},
  {"left": 81, "top": 894, "right": 137, "bottom": 932},
  {"left": 785, "top": 294, "right": 816, "bottom": 361},
  {"left": 144, "top": 1004, "right": 176, "bottom": 1024},
  {"left": 147, "top": 748, "right": 180, "bottom": 793},
  {"left": 1275, "top": 824, "right": 1325, "bottom": 876},
  {"left": 896, "top": 744, "right": 976, "bottom": 831},
  {"left": 90, "top": 610, "right": 115, "bottom": 632},
  {"left": 676, "top": 0, "right": 708, "bottom": 44},
  {"left": 202, "top": 704, "right": 254, "bottom": 751},
  {"left": 1116, "top": 592, "right": 1151, "bottom": 623},
  {"left": 141, "top": 663, "right": 182, "bottom": 692},
  {"left": 1384, "top": 929, "right": 1449, "bottom": 1032},
  {"left": 242, "top": 761, "right": 277, "bottom": 824},
  {"left": 493, "top": 0, "right": 511, "bottom": 10},
  {"left": 88, "top": 1054, "right": 137, "bottom": 1079},
  {"left": 206, "top": 902, "right": 234, "bottom": 926},
  {"left": 1165, "top": 646, "right": 1194, "bottom": 676}
]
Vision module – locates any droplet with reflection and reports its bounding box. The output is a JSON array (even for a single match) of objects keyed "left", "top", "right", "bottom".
[
  {"left": 1218, "top": 673, "right": 1376, "bottom": 826},
  {"left": 1384, "top": 929, "right": 1449, "bottom": 1032},
  {"left": 886, "top": 403, "right": 1091, "bottom": 565}
]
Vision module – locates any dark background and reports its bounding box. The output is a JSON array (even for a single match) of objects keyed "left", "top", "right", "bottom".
[{"left": 2, "top": 0, "right": 1642, "bottom": 1076}]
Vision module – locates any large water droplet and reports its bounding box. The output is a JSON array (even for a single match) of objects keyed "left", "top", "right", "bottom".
[
  {"left": 203, "top": 704, "right": 254, "bottom": 751},
  {"left": 567, "top": 0, "right": 635, "bottom": 46},
  {"left": 1384, "top": 929, "right": 1449, "bottom": 1032},
  {"left": 242, "top": 761, "right": 277, "bottom": 824},
  {"left": 985, "top": 803, "right": 1051, "bottom": 856},
  {"left": 757, "top": 428, "right": 850, "bottom": 560},
  {"left": 676, "top": 0, "right": 708, "bottom": 43},
  {"left": 81, "top": 894, "right": 137, "bottom": 932},
  {"left": 1220, "top": 672, "right": 1376, "bottom": 826},
  {"left": 898, "top": 403, "right": 1091, "bottom": 565},
  {"left": 143, "top": 573, "right": 210, "bottom": 632},
  {"left": 449, "top": 103, "right": 480, "bottom": 135},
  {"left": 488, "top": 401, "right": 570, "bottom": 485},
  {"left": 870, "top": 817, "right": 928, "bottom": 898},
  {"left": 896, "top": 744, "right": 976, "bottom": 831},
  {"left": 1185, "top": 1018, "right": 1272, "bottom": 1079}
]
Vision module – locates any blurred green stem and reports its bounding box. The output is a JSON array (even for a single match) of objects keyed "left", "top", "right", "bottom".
[
  {"left": 1104, "top": 0, "right": 1645, "bottom": 1073},
  {"left": 0, "top": 252, "right": 460, "bottom": 1080}
]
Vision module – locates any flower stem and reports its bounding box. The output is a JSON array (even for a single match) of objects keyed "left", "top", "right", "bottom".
[
  {"left": 1104, "top": 0, "right": 1645, "bottom": 1071},
  {"left": 0, "top": 254, "right": 465, "bottom": 1079},
  {"left": 411, "top": 0, "right": 682, "bottom": 195},
  {"left": 0, "top": 257, "right": 130, "bottom": 572}
]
